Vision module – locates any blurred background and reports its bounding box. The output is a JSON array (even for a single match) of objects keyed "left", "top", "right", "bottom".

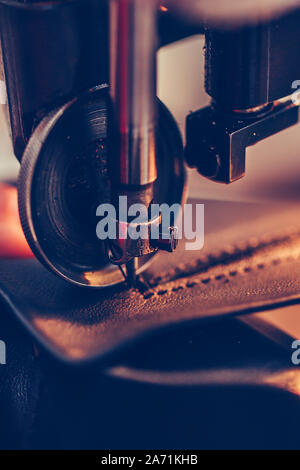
[{"left": 0, "top": 94, "right": 17, "bottom": 182}]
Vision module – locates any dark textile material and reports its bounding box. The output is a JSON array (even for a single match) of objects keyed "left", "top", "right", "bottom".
[{"left": 1, "top": 199, "right": 300, "bottom": 448}]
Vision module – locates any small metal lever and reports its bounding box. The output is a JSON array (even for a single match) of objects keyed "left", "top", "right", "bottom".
[{"left": 186, "top": 99, "right": 300, "bottom": 184}]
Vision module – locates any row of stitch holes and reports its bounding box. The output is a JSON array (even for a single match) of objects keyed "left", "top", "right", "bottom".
[
  {"left": 144, "top": 257, "right": 289, "bottom": 300},
  {"left": 142, "top": 259, "right": 276, "bottom": 300}
]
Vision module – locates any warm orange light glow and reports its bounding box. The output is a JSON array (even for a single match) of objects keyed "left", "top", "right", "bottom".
[
  {"left": 0, "top": 183, "right": 33, "bottom": 259},
  {"left": 160, "top": 5, "right": 168, "bottom": 13}
]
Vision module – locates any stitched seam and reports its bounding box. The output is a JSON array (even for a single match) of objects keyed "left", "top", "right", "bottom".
[
  {"left": 141, "top": 249, "right": 300, "bottom": 299},
  {"left": 149, "top": 229, "right": 300, "bottom": 287}
]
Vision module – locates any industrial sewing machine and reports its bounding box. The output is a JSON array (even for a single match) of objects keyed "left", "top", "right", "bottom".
[
  {"left": 2, "top": 0, "right": 300, "bottom": 451},
  {"left": 1, "top": 0, "right": 300, "bottom": 288}
]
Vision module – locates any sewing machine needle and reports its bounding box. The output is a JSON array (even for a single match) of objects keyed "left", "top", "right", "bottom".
[
  {"left": 125, "top": 258, "right": 137, "bottom": 286},
  {"left": 117, "top": 259, "right": 137, "bottom": 286}
]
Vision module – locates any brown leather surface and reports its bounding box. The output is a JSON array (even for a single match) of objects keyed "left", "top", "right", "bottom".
[{"left": 1, "top": 199, "right": 300, "bottom": 364}]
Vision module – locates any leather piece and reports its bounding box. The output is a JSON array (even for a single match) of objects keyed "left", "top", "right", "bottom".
[
  {"left": 2, "top": 199, "right": 300, "bottom": 449},
  {"left": 0, "top": 304, "right": 41, "bottom": 449},
  {"left": 1, "top": 199, "right": 300, "bottom": 364},
  {"left": 1, "top": 312, "right": 300, "bottom": 449}
]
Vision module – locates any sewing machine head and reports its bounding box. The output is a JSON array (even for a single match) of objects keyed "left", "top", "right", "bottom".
[{"left": 0, "top": 0, "right": 299, "bottom": 287}]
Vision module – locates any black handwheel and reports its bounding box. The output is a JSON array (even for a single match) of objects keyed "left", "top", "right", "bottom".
[{"left": 18, "top": 86, "right": 185, "bottom": 287}]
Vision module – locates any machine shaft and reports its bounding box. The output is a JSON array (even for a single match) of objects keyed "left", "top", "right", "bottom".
[{"left": 109, "top": 0, "right": 158, "bottom": 187}]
